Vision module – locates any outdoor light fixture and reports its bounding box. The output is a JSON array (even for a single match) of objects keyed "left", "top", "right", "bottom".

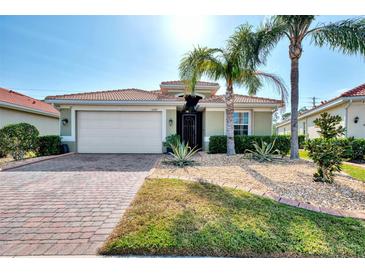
[
  {"left": 354, "top": 116, "right": 359, "bottom": 124},
  {"left": 169, "top": 118, "right": 173, "bottom": 127},
  {"left": 62, "top": 118, "right": 69, "bottom": 126}
]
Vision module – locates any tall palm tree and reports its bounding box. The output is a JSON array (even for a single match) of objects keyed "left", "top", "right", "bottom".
[
  {"left": 179, "top": 25, "right": 287, "bottom": 155},
  {"left": 254, "top": 16, "right": 365, "bottom": 159}
]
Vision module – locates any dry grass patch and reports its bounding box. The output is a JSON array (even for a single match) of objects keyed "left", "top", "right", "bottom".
[{"left": 99, "top": 178, "right": 365, "bottom": 257}]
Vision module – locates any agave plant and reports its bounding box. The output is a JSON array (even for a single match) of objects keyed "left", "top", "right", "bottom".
[
  {"left": 245, "top": 139, "right": 280, "bottom": 162},
  {"left": 169, "top": 141, "right": 200, "bottom": 167}
]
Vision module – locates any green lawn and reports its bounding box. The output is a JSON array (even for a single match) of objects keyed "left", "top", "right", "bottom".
[
  {"left": 299, "top": 149, "right": 365, "bottom": 182},
  {"left": 100, "top": 178, "right": 365, "bottom": 257}
]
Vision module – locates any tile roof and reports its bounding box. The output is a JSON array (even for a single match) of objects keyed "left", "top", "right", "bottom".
[
  {"left": 46, "top": 88, "right": 282, "bottom": 105},
  {"left": 200, "top": 94, "right": 283, "bottom": 105},
  {"left": 0, "top": 88, "right": 59, "bottom": 116},
  {"left": 45, "top": 88, "right": 184, "bottom": 101},
  {"left": 160, "top": 80, "right": 219, "bottom": 87},
  {"left": 341, "top": 83, "right": 365, "bottom": 97}
]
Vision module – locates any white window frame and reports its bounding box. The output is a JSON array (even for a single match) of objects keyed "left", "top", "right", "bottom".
[{"left": 233, "top": 111, "right": 251, "bottom": 136}]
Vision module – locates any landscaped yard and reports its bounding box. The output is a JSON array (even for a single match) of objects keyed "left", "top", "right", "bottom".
[
  {"left": 100, "top": 178, "right": 365, "bottom": 257},
  {"left": 299, "top": 149, "right": 365, "bottom": 182}
]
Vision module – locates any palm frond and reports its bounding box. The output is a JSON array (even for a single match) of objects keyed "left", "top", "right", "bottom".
[
  {"left": 255, "top": 71, "right": 288, "bottom": 104},
  {"left": 309, "top": 18, "right": 365, "bottom": 56},
  {"left": 179, "top": 46, "right": 225, "bottom": 94}
]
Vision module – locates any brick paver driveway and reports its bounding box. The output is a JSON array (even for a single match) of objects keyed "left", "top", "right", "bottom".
[{"left": 0, "top": 154, "right": 160, "bottom": 256}]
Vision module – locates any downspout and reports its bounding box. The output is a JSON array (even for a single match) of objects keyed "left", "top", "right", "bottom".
[{"left": 345, "top": 99, "right": 353, "bottom": 137}]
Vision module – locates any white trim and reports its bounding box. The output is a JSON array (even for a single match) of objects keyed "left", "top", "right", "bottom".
[
  {"left": 276, "top": 97, "right": 345, "bottom": 128},
  {"left": 61, "top": 136, "right": 75, "bottom": 142},
  {"left": 161, "top": 109, "right": 166, "bottom": 142},
  {"left": 160, "top": 84, "right": 219, "bottom": 90},
  {"left": 199, "top": 103, "right": 281, "bottom": 108},
  {"left": 0, "top": 101, "right": 59, "bottom": 118},
  {"left": 174, "top": 92, "right": 206, "bottom": 98}
]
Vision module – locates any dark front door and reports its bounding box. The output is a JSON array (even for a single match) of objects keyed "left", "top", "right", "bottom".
[{"left": 182, "top": 113, "right": 197, "bottom": 148}]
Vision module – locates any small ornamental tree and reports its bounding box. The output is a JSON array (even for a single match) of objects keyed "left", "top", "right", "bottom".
[
  {"left": 0, "top": 123, "right": 39, "bottom": 160},
  {"left": 313, "top": 112, "right": 345, "bottom": 139},
  {"left": 306, "top": 112, "right": 344, "bottom": 183}
]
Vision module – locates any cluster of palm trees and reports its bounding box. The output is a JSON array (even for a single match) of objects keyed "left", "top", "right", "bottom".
[{"left": 179, "top": 15, "right": 365, "bottom": 159}]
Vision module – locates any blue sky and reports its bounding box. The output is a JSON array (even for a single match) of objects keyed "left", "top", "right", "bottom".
[{"left": 0, "top": 15, "right": 364, "bottom": 109}]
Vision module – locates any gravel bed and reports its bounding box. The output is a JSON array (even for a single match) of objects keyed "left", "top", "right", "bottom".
[{"left": 150, "top": 152, "right": 365, "bottom": 211}]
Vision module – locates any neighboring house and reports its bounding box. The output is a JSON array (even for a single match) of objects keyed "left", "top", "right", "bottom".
[
  {"left": 276, "top": 83, "right": 365, "bottom": 139},
  {"left": 0, "top": 88, "right": 60, "bottom": 135},
  {"left": 45, "top": 81, "right": 283, "bottom": 153}
]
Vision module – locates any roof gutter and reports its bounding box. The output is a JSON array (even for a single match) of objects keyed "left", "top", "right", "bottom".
[
  {"left": 0, "top": 101, "right": 59, "bottom": 118},
  {"left": 276, "top": 97, "right": 345, "bottom": 127},
  {"left": 198, "top": 103, "right": 282, "bottom": 108}
]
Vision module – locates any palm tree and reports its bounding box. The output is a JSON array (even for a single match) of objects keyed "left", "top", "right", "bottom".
[
  {"left": 254, "top": 16, "right": 365, "bottom": 159},
  {"left": 179, "top": 25, "right": 287, "bottom": 155}
]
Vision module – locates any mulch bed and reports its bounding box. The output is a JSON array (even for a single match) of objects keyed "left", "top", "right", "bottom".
[{"left": 150, "top": 152, "right": 365, "bottom": 212}]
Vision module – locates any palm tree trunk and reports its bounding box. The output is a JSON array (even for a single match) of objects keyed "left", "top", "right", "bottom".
[
  {"left": 290, "top": 57, "right": 299, "bottom": 159},
  {"left": 226, "top": 84, "right": 235, "bottom": 155}
]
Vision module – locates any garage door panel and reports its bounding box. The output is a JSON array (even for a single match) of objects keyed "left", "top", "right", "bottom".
[{"left": 77, "top": 111, "right": 162, "bottom": 153}]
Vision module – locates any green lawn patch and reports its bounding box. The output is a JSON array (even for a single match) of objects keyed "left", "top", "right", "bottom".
[
  {"left": 100, "top": 178, "right": 365, "bottom": 257},
  {"left": 299, "top": 149, "right": 365, "bottom": 182}
]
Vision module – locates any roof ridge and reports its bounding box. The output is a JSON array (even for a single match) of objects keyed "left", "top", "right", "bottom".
[{"left": 45, "top": 88, "right": 151, "bottom": 99}]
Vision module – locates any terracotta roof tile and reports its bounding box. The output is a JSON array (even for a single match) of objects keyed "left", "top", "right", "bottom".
[
  {"left": 45, "top": 88, "right": 184, "bottom": 102},
  {"left": 0, "top": 88, "right": 59, "bottom": 116},
  {"left": 341, "top": 83, "right": 365, "bottom": 97},
  {"left": 160, "top": 80, "right": 219, "bottom": 87},
  {"left": 200, "top": 94, "right": 283, "bottom": 105}
]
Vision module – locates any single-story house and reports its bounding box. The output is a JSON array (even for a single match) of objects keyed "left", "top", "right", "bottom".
[
  {"left": 45, "top": 81, "right": 283, "bottom": 153},
  {"left": 0, "top": 87, "right": 60, "bottom": 135},
  {"left": 276, "top": 83, "right": 365, "bottom": 139}
]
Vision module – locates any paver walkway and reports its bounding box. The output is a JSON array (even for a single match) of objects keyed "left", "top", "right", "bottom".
[{"left": 0, "top": 153, "right": 160, "bottom": 256}]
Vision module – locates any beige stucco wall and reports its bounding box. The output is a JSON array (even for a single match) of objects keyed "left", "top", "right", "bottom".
[
  {"left": 166, "top": 109, "right": 176, "bottom": 136},
  {"left": 347, "top": 101, "right": 365, "bottom": 138},
  {"left": 203, "top": 110, "right": 225, "bottom": 150},
  {"left": 253, "top": 112, "right": 272, "bottom": 135},
  {"left": 0, "top": 107, "right": 59, "bottom": 136},
  {"left": 60, "top": 108, "right": 71, "bottom": 136},
  {"left": 275, "top": 102, "right": 363, "bottom": 139}
]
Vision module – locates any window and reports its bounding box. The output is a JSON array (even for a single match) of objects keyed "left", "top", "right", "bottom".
[{"left": 234, "top": 112, "right": 249, "bottom": 136}]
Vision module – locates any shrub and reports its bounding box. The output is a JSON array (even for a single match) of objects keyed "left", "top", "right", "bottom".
[
  {"left": 0, "top": 148, "right": 6, "bottom": 158},
  {"left": 37, "top": 135, "right": 62, "bottom": 156},
  {"left": 298, "top": 135, "right": 306, "bottom": 149},
  {"left": 163, "top": 134, "right": 181, "bottom": 150},
  {"left": 209, "top": 135, "right": 290, "bottom": 156},
  {"left": 306, "top": 138, "right": 343, "bottom": 184},
  {"left": 314, "top": 112, "right": 345, "bottom": 139},
  {"left": 332, "top": 138, "right": 353, "bottom": 160},
  {"left": 244, "top": 139, "right": 280, "bottom": 162},
  {"left": 350, "top": 138, "right": 365, "bottom": 161},
  {"left": 0, "top": 123, "right": 39, "bottom": 160}
]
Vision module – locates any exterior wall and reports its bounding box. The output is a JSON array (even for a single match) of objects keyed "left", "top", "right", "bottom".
[
  {"left": 60, "top": 108, "right": 71, "bottom": 136},
  {"left": 347, "top": 101, "right": 365, "bottom": 138},
  {"left": 276, "top": 102, "right": 356, "bottom": 139},
  {"left": 203, "top": 110, "right": 225, "bottom": 150},
  {"left": 253, "top": 112, "right": 272, "bottom": 136},
  {"left": 166, "top": 109, "right": 176, "bottom": 136},
  {"left": 0, "top": 106, "right": 59, "bottom": 136}
]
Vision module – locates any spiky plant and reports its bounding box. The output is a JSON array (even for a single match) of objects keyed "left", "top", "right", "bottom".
[
  {"left": 179, "top": 24, "right": 288, "bottom": 156},
  {"left": 244, "top": 139, "right": 280, "bottom": 162},
  {"left": 168, "top": 141, "right": 200, "bottom": 167},
  {"left": 241, "top": 16, "right": 365, "bottom": 159}
]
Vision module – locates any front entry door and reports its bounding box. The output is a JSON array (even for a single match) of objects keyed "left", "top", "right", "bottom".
[{"left": 182, "top": 113, "right": 197, "bottom": 148}]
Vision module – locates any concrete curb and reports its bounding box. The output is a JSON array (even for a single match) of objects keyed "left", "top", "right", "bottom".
[{"left": 0, "top": 152, "right": 75, "bottom": 172}]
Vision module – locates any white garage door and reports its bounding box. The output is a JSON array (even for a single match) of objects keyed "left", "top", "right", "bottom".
[{"left": 77, "top": 111, "right": 162, "bottom": 153}]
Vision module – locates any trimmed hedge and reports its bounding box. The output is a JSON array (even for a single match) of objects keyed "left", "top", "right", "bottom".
[
  {"left": 350, "top": 138, "right": 365, "bottom": 161},
  {"left": 37, "top": 135, "right": 62, "bottom": 156},
  {"left": 0, "top": 123, "right": 39, "bottom": 160},
  {"left": 209, "top": 135, "right": 290, "bottom": 156}
]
